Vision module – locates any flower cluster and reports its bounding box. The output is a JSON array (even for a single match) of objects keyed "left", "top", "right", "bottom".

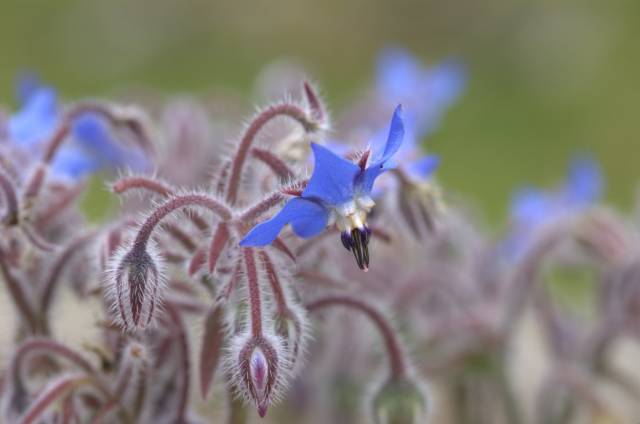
[{"left": 0, "top": 48, "right": 638, "bottom": 424}]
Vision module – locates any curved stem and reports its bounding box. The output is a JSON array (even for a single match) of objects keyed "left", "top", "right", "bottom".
[
  {"left": 305, "top": 294, "right": 407, "bottom": 379},
  {"left": 113, "top": 176, "right": 209, "bottom": 231},
  {"left": 112, "top": 176, "right": 173, "bottom": 197},
  {"left": 251, "top": 148, "right": 294, "bottom": 180},
  {"left": 40, "top": 232, "right": 96, "bottom": 316},
  {"left": 242, "top": 248, "right": 262, "bottom": 337},
  {"left": 19, "top": 374, "right": 88, "bottom": 424},
  {"left": 503, "top": 222, "right": 569, "bottom": 329},
  {"left": 226, "top": 103, "right": 313, "bottom": 205},
  {"left": 133, "top": 194, "right": 231, "bottom": 250}
]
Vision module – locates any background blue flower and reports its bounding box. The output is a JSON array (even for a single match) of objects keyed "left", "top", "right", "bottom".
[
  {"left": 506, "top": 155, "right": 603, "bottom": 257},
  {"left": 7, "top": 77, "right": 148, "bottom": 181}
]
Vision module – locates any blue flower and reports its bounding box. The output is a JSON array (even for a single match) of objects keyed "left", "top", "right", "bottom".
[
  {"left": 506, "top": 155, "right": 603, "bottom": 257},
  {"left": 376, "top": 47, "right": 466, "bottom": 140},
  {"left": 240, "top": 105, "right": 405, "bottom": 270},
  {"left": 7, "top": 77, "right": 148, "bottom": 180}
]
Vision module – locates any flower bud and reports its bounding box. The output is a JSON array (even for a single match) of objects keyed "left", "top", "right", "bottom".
[
  {"left": 106, "top": 243, "right": 165, "bottom": 331},
  {"left": 372, "top": 378, "right": 428, "bottom": 424},
  {"left": 231, "top": 335, "right": 283, "bottom": 418}
]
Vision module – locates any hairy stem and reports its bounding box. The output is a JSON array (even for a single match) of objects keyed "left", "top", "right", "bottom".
[
  {"left": 133, "top": 194, "right": 231, "bottom": 250},
  {"left": 258, "top": 251, "right": 288, "bottom": 314},
  {"left": 226, "top": 103, "right": 313, "bottom": 204},
  {"left": 306, "top": 295, "right": 407, "bottom": 379},
  {"left": 243, "top": 248, "right": 262, "bottom": 337},
  {"left": 251, "top": 148, "right": 294, "bottom": 180},
  {"left": 240, "top": 192, "right": 285, "bottom": 223},
  {"left": 113, "top": 176, "right": 209, "bottom": 231}
]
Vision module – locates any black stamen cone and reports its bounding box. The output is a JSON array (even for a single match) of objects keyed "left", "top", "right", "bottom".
[
  {"left": 348, "top": 227, "right": 370, "bottom": 270},
  {"left": 341, "top": 231, "right": 352, "bottom": 251}
]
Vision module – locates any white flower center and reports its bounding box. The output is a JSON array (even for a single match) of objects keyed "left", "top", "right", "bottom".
[{"left": 330, "top": 195, "right": 375, "bottom": 232}]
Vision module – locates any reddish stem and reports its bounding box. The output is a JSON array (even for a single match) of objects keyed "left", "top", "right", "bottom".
[
  {"left": 112, "top": 176, "right": 209, "bottom": 231},
  {"left": 258, "top": 251, "right": 288, "bottom": 313},
  {"left": 251, "top": 148, "right": 295, "bottom": 180},
  {"left": 133, "top": 194, "right": 231, "bottom": 250},
  {"left": 243, "top": 248, "right": 262, "bottom": 337},
  {"left": 306, "top": 295, "right": 407, "bottom": 379},
  {"left": 161, "top": 223, "right": 197, "bottom": 251},
  {"left": 19, "top": 374, "right": 86, "bottom": 424},
  {"left": 240, "top": 192, "right": 285, "bottom": 222},
  {"left": 112, "top": 176, "right": 173, "bottom": 197},
  {"left": 303, "top": 81, "right": 325, "bottom": 123},
  {"left": 226, "top": 103, "right": 313, "bottom": 205},
  {"left": 40, "top": 232, "right": 96, "bottom": 316}
]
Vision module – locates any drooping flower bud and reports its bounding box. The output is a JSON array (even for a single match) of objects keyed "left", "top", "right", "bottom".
[
  {"left": 106, "top": 243, "right": 166, "bottom": 331},
  {"left": 229, "top": 335, "right": 284, "bottom": 418},
  {"left": 372, "top": 378, "right": 428, "bottom": 424}
]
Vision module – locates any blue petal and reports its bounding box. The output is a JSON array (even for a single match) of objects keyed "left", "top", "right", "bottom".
[
  {"left": 416, "top": 59, "right": 467, "bottom": 136},
  {"left": 240, "top": 198, "right": 329, "bottom": 246},
  {"left": 510, "top": 188, "right": 551, "bottom": 227},
  {"left": 8, "top": 87, "right": 58, "bottom": 148},
  {"left": 358, "top": 105, "right": 405, "bottom": 194},
  {"left": 51, "top": 148, "right": 100, "bottom": 179},
  {"left": 376, "top": 47, "right": 423, "bottom": 100},
  {"left": 71, "top": 114, "right": 149, "bottom": 173},
  {"left": 565, "top": 155, "right": 602, "bottom": 207},
  {"left": 302, "top": 143, "right": 360, "bottom": 206},
  {"left": 370, "top": 104, "right": 404, "bottom": 167},
  {"left": 72, "top": 114, "right": 122, "bottom": 164},
  {"left": 405, "top": 155, "right": 440, "bottom": 180}
]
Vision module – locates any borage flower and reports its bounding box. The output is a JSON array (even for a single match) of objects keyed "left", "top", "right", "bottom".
[
  {"left": 240, "top": 105, "right": 405, "bottom": 270},
  {"left": 7, "top": 77, "right": 148, "bottom": 180},
  {"left": 506, "top": 155, "right": 602, "bottom": 258}
]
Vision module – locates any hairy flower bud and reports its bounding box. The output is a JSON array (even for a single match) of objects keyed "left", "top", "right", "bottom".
[
  {"left": 106, "top": 243, "right": 166, "bottom": 331},
  {"left": 371, "top": 379, "right": 428, "bottom": 424},
  {"left": 228, "top": 335, "right": 285, "bottom": 418}
]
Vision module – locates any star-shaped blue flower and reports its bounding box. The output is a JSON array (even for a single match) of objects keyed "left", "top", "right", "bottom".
[
  {"left": 376, "top": 46, "right": 466, "bottom": 140},
  {"left": 240, "top": 105, "right": 405, "bottom": 270},
  {"left": 506, "top": 155, "right": 603, "bottom": 258},
  {"left": 7, "top": 76, "right": 148, "bottom": 180}
]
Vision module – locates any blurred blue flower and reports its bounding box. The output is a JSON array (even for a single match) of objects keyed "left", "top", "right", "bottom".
[
  {"left": 370, "top": 47, "right": 463, "bottom": 187},
  {"left": 7, "top": 77, "right": 147, "bottom": 180},
  {"left": 241, "top": 105, "right": 406, "bottom": 270},
  {"left": 506, "top": 155, "right": 603, "bottom": 256},
  {"left": 376, "top": 46, "right": 466, "bottom": 140}
]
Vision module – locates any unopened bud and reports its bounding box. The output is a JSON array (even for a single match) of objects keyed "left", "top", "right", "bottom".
[
  {"left": 372, "top": 379, "right": 428, "bottom": 424},
  {"left": 233, "top": 336, "right": 283, "bottom": 418},
  {"left": 106, "top": 244, "right": 165, "bottom": 331}
]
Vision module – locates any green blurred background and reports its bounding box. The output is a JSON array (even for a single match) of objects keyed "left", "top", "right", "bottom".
[{"left": 1, "top": 0, "right": 638, "bottom": 224}]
